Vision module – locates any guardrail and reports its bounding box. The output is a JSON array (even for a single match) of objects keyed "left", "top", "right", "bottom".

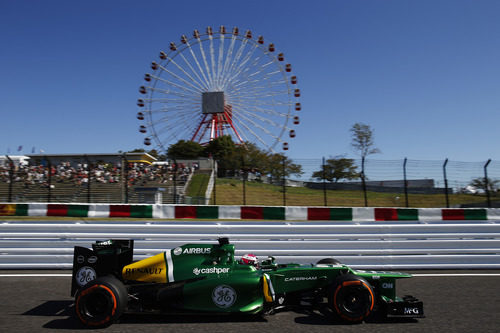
[
  {"left": 2, "top": 203, "right": 500, "bottom": 221},
  {"left": 1, "top": 219, "right": 500, "bottom": 270}
]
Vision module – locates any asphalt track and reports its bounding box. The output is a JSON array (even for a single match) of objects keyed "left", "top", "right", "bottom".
[{"left": 0, "top": 270, "right": 499, "bottom": 332}]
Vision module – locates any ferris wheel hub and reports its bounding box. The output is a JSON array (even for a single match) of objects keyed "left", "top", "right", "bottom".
[{"left": 202, "top": 92, "right": 225, "bottom": 114}]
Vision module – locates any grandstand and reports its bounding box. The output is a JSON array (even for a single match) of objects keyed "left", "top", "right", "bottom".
[{"left": 0, "top": 153, "right": 213, "bottom": 204}]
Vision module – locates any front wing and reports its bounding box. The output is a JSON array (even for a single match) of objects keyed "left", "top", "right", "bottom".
[{"left": 385, "top": 296, "right": 424, "bottom": 318}]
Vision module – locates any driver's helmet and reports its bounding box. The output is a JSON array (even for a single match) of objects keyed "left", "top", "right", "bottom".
[{"left": 240, "top": 253, "right": 259, "bottom": 267}]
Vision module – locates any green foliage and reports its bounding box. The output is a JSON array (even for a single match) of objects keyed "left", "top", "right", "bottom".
[
  {"left": 235, "top": 142, "right": 269, "bottom": 172},
  {"left": 205, "top": 136, "right": 235, "bottom": 160},
  {"left": 165, "top": 137, "right": 303, "bottom": 181},
  {"left": 313, "top": 156, "right": 360, "bottom": 182},
  {"left": 167, "top": 140, "right": 205, "bottom": 159},
  {"left": 469, "top": 177, "right": 500, "bottom": 192},
  {"left": 205, "top": 136, "right": 238, "bottom": 176},
  {"left": 262, "top": 153, "right": 303, "bottom": 183}
]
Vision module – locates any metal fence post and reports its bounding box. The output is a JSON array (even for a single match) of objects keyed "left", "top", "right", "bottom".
[
  {"left": 361, "top": 157, "right": 368, "bottom": 207},
  {"left": 282, "top": 155, "right": 286, "bottom": 206},
  {"left": 322, "top": 157, "right": 327, "bottom": 206},
  {"left": 403, "top": 158, "right": 409, "bottom": 207},
  {"left": 122, "top": 153, "right": 129, "bottom": 204},
  {"left": 443, "top": 158, "right": 449, "bottom": 208},
  {"left": 242, "top": 155, "right": 246, "bottom": 205},
  {"left": 173, "top": 158, "right": 177, "bottom": 204},
  {"left": 47, "top": 157, "right": 52, "bottom": 203},
  {"left": 6, "top": 155, "right": 14, "bottom": 203},
  {"left": 212, "top": 159, "right": 217, "bottom": 205},
  {"left": 85, "top": 155, "right": 91, "bottom": 203},
  {"left": 484, "top": 159, "right": 492, "bottom": 208}
]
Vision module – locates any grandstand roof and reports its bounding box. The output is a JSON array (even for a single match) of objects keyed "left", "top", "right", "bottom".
[{"left": 25, "top": 153, "right": 157, "bottom": 166}]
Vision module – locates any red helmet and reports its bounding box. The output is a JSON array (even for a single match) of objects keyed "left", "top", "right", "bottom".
[{"left": 240, "top": 254, "right": 259, "bottom": 267}]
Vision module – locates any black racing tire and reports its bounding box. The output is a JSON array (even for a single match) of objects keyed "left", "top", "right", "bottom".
[
  {"left": 316, "top": 258, "right": 341, "bottom": 265},
  {"left": 75, "top": 275, "right": 127, "bottom": 327},
  {"left": 328, "top": 274, "right": 375, "bottom": 324}
]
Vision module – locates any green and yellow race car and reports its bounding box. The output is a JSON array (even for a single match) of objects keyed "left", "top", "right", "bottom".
[{"left": 71, "top": 238, "right": 424, "bottom": 327}]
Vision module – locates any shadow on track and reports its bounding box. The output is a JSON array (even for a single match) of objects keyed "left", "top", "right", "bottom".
[
  {"left": 22, "top": 300, "right": 418, "bottom": 330},
  {"left": 22, "top": 300, "right": 268, "bottom": 330},
  {"left": 293, "top": 308, "right": 419, "bottom": 326}
]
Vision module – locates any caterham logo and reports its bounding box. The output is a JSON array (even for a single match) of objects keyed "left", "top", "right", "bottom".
[
  {"left": 284, "top": 276, "right": 318, "bottom": 282},
  {"left": 212, "top": 285, "right": 237, "bottom": 308}
]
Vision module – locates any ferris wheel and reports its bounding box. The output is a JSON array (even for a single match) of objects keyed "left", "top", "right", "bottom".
[{"left": 137, "top": 26, "right": 301, "bottom": 154}]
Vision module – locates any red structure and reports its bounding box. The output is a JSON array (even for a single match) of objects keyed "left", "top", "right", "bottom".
[{"left": 191, "top": 104, "right": 243, "bottom": 145}]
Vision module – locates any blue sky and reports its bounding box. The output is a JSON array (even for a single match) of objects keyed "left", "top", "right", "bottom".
[{"left": 1, "top": 0, "right": 499, "bottom": 162}]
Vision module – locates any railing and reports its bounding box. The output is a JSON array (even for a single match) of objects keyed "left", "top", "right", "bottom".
[{"left": 1, "top": 220, "right": 499, "bottom": 270}]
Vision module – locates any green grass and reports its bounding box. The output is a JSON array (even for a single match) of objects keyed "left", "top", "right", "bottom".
[
  {"left": 210, "top": 179, "right": 493, "bottom": 208},
  {"left": 186, "top": 173, "right": 210, "bottom": 197}
]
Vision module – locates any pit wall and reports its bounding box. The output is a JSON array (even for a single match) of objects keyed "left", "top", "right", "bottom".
[{"left": 1, "top": 203, "right": 499, "bottom": 221}]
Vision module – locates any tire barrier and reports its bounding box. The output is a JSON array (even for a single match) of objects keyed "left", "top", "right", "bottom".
[{"left": 1, "top": 203, "right": 499, "bottom": 221}]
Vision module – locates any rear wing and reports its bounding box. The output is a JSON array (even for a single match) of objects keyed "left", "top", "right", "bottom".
[{"left": 71, "top": 239, "right": 134, "bottom": 296}]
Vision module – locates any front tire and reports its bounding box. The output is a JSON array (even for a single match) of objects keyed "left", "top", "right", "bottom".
[
  {"left": 75, "top": 275, "right": 127, "bottom": 327},
  {"left": 328, "top": 274, "right": 375, "bottom": 324}
]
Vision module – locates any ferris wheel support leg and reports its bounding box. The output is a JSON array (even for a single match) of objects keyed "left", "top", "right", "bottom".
[
  {"left": 210, "top": 118, "right": 216, "bottom": 140},
  {"left": 191, "top": 114, "right": 209, "bottom": 142},
  {"left": 228, "top": 120, "right": 244, "bottom": 144}
]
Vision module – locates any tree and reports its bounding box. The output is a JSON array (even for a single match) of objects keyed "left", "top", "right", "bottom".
[
  {"left": 350, "top": 123, "right": 380, "bottom": 206},
  {"left": 164, "top": 137, "right": 304, "bottom": 182},
  {"left": 234, "top": 142, "right": 269, "bottom": 174},
  {"left": 167, "top": 140, "right": 205, "bottom": 159},
  {"left": 312, "top": 156, "right": 360, "bottom": 182},
  {"left": 204, "top": 136, "right": 238, "bottom": 176},
  {"left": 350, "top": 123, "right": 380, "bottom": 159},
  {"left": 262, "top": 153, "right": 303, "bottom": 184},
  {"left": 469, "top": 177, "right": 499, "bottom": 193}
]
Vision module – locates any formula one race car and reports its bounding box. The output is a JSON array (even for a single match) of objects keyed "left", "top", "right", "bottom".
[{"left": 71, "top": 238, "right": 424, "bottom": 327}]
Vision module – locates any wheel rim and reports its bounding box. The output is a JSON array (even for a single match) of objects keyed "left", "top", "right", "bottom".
[
  {"left": 333, "top": 281, "right": 374, "bottom": 320},
  {"left": 77, "top": 286, "right": 116, "bottom": 325},
  {"left": 338, "top": 287, "right": 368, "bottom": 315},
  {"left": 82, "top": 291, "right": 112, "bottom": 319}
]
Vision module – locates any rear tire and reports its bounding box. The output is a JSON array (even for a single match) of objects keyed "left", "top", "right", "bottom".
[
  {"left": 316, "top": 258, "right": 341, "bottom": 265},
  {"left": 75, "top": 275, "right": 127, "bottom": 327},
  {"left": 328, "top": 274, "right": 375, "bottom": 324}
]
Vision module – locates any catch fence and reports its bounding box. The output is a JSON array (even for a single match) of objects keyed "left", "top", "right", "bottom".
[{"left": 1, "top": 156, "right": 499, "bottom": 208}]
